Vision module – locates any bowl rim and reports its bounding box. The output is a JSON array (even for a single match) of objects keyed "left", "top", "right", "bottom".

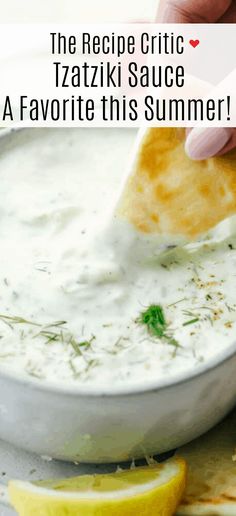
[{"left": 0, "top": 127, "right": 236, "bottom": 398}]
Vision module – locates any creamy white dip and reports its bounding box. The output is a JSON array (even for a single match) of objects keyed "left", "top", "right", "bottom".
[{"left": 0, "top": 128, "right": 236, "bottom": 388}]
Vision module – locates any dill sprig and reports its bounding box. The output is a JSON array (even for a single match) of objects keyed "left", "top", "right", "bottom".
[
  {"left": 139, "top": 305, "right": 166, "bottom": 336},
  {"left": 0, "top": 313, "right": 95, "bottom": 355},
  {"left": 36, "top": 326, "right": 95, "bottom": 354},
  {"left": 183, "top": 318, "right": 199, "bottom": 327},
  {"left": 167, "top": 298, "right": 187, "bottom": 308},
  {"left": 68, "top": 335, "right": 95, "bottom": 355},
  {"left": 182, "top": 310, "right": 199, "bottom": 318},
  {"left": 137, "top": 305, "right": 179, "bottom": 347},
  {"left": 0, "top": 314, "right": 41, "bottom": 328}
]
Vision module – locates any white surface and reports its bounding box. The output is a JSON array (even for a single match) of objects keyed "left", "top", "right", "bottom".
[{"left": 0, "top": 0, "right": 158, "bottom": 23}]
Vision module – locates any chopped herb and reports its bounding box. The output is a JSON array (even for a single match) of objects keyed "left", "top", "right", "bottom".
[
  {"left": 137, "top": 305, "right": 180, "bottom": 347},
  {"left": 226, "top": 303, "right": 236, "bottom": 312},
  {"left": 68, "top": 359, "right": 81, "bottom": 378},
  {"left": 182, "top": 310, "right": 199, "bottom": 318},
  {"left": 44, "top": 320, "right": 67, "bottom": 328},
  {"left": 69, "top": 337, "right": 82, "bottom": 355},
  {"left": 37, "top": 330, "right": 63, "bottom": 344},
  {"left": 69, "top": 335, "right": 95, "bottom": 355},
  {"left": 79, "top": 335, "right": 95, "bottom": 348},
  {"left": 183, "top": 318, "right": 199, "bottom": 327},
  {"left": 138, "top": 305, "right": 165, "bottom": 337},
  {"left": 160, "top": 263, "right": 168, "bottom": 270},
  {"left": 84, "top": 359, "right": 100, "bottom": 374},
  {"left": 168, "top": 298, "right": 186, "bottom": 308},
  {"left": 33, "top": 321, "right": 67, "bottom": 345},
  {"left": 0, "top": 314, "right": 41, "bottom": 328},
  {"left": 0, "top": 313, "right": 96, "bottom": 359}
]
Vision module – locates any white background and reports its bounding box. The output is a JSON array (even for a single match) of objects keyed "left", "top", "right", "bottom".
[
  {"left": 0, "top": 24, "right": 235, "bottom": 127},
  {"left": 0, "top": 0, "right": 158, "bottom": 23}
]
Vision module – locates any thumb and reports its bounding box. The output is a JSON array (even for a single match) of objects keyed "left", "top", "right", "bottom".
[
  {"left": 157, "top": 0, "right": 232, "bottom": 23},
  {"left": 185, "top": 127, "right": 236, "bottom": 160}
]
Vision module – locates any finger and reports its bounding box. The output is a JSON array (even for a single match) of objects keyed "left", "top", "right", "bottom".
[
  {"left": 185, "top": 127, "right": 236, "bottom": 160},
  {"left": 157, "top": 0, "right": 232, "bottom": 23}
]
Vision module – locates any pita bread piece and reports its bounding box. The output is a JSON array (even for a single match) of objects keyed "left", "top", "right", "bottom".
[
  {"left": 116, "top": 128, "right": 236, "bottom": 240},
  {"left": 177, "top": 409, "right": 236, "bottom": 515}
]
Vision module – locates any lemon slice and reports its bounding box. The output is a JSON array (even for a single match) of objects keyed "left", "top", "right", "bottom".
[{"left": 9, "top": 457, "right": 186, "bottom": 516}]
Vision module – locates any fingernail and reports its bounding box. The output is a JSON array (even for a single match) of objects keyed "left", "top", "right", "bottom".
[{"left": 185, "top": 127, "right": 231, "bottom": 160}]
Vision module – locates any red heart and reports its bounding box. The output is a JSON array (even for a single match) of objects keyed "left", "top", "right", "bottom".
[{"left": 189, "top": 39, "right": 200, "bottom": 48}]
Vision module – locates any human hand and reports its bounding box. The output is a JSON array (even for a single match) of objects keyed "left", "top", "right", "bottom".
[{"left": 156, "top": 0, "right": 236, "bottom": 160}]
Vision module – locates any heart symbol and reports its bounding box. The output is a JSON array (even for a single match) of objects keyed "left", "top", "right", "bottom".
[{"left": 189, "top": 39, "right": 200, "bottom": 48}]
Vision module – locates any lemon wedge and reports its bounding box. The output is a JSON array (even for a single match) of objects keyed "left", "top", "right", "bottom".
[{"left": 9, "top": 457, "right": 186, "bottom": 516}]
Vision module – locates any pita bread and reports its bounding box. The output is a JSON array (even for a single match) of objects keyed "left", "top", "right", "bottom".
[
  {"left": 177, "top": 409, "right": 236, "bottom": 515},
  {"left": 116, "top": 128, "right": 236, "bottom": 240}
]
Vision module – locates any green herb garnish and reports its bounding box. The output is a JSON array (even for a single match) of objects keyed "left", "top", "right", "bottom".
[
  {"left": 138, "top": 305, "right": 166, "bottom": 337},
  {"left": 167, "top": 298, "right": 187, "bottom": 308},
  {"left": 138, "top": 305, "right": 179, "bottom": 347},
  {"left": 69, "top": 335, "right": 95, "bottom": 355},
  {"left": 0, "top": 313, "right": 95, "bottom": 356},
  {"left": 0, "top": 314, "right": 41, "bottom": 328},
  {"left": 183, "top": 318, "right": 199, "bottom": 327}
]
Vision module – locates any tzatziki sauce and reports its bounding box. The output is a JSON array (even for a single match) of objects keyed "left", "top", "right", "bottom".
[{"left": 0, "top": 128, "right": 236, "bottom": 389}]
